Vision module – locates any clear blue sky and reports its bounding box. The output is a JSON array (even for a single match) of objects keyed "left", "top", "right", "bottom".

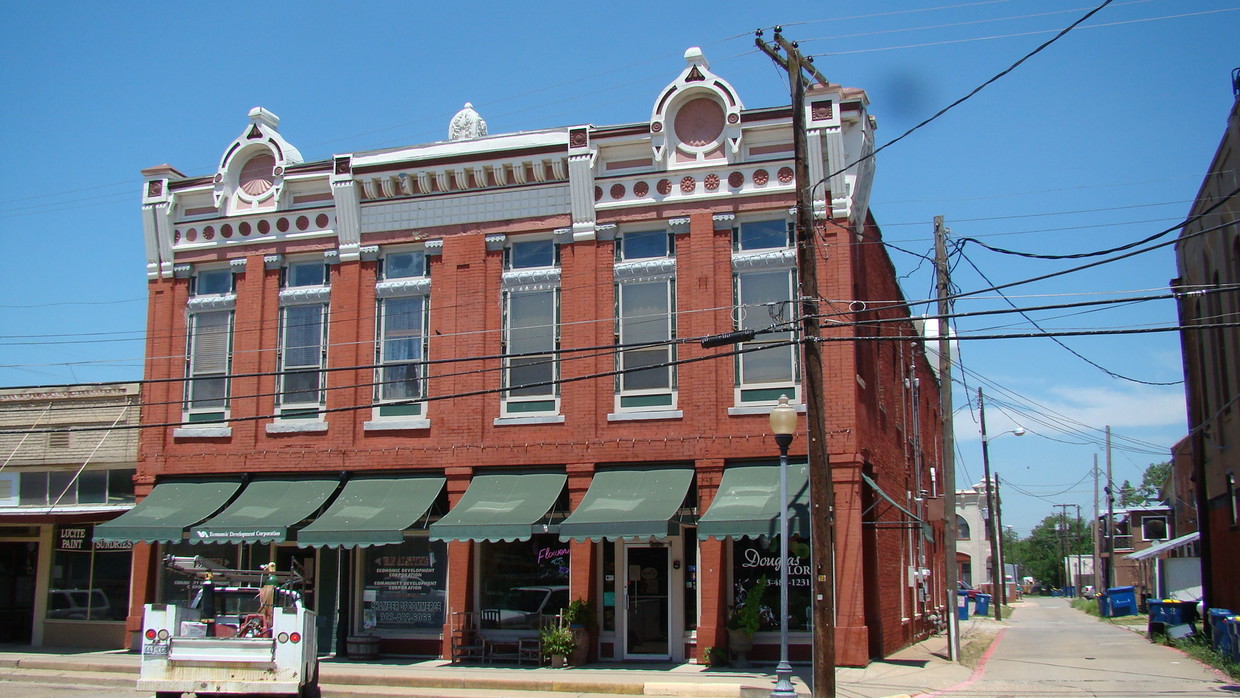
[{"left": 1, "top": 1, "right": 1236, "bottom": 535}]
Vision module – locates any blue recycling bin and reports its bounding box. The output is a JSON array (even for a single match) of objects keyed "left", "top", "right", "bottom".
[
  {"left": 1208, "top": 609, "right": 1234, "bottom": 654},
  {"left": 1148, "top": 600, "right": 1194, "bottom": 626},
  {"left": 957, "top": 590, "right": 970, "bottom": 621},
  {"left": 1105, "top": 586, "right": 1137, "bottom": 617},
  {"left": 1097, "top": 593, "right": 1111, "bottom": 617},
  {"left": 974, "top": 593, "right": 992, "bottom": 616},
  {"left": 1224, "top": 617, "right": 1240, "bottom": 662}
]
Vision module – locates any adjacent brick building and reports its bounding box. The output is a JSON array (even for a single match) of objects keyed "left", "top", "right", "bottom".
[{"left": 103, "top": 49, "right": 944, "bottom": 666}]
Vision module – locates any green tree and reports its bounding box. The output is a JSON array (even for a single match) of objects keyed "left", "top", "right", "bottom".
[
  {"left": 1117, "top": 462, "right": 1171, "bottom": 507},
  {"left": 1008, "top": 513, "right": 1091, "bottom": 588}
]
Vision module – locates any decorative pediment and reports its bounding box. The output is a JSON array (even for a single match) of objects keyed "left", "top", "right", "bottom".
[
  {"left": 649, "top": 48, "right": 745, "bottom": 169},
  {"left": 213, "top": 108, "right": 304, "bottom": 214}
]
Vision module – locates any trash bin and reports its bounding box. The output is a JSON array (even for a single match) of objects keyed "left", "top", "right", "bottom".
[
  {"left": 1097, "top": 593, "right": 1111, "bottom": 617},
  {"left": 1148, "top": 600, "right": 1193, "bottom": 626},
  {"left": 974, "top": 593, "right": 992, "bottom": 616},
  {"left": 1224, "top": 617, "right": 1240, "bottom": 662},
  {"left": 1207, "top": 608, "right": 1233, "bottom": 653},
  {"left": 957, "top": 590, "right": 970, "bottom": 621},
  {"left": 1106, "top": 586, "right": 1137, "bottom": 617}
]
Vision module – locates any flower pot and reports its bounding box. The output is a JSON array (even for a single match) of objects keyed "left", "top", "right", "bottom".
[
  {"left": 728, "top": 628, "right": 753, "bottom": 667},
  {"left": 569, "top": 626, "right": 589, "bottom": 666},
  {"left": 550, "top": 653, "right": 566, "bottom": 668}
]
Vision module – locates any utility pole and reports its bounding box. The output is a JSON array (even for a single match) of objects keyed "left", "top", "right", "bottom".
[
  {"left": 755, "top": 27, "right": 835, "bottom": 697},
  {"left": 1093, "top": 454, "right": 1101, "bottom": 592},
  {"left": 1105, "top": 426, "right": 1114, "bottom": 590},
  {"left": 933, "top": 215, "right": 960, "bottom": 661},
  {"left": 1056, "top": 503, "right": 1072, "bottom": 592},
  {"left": 977, "top": 388, "right": 1002, "bottom": 620},
  {"left": 1075, "top": 505, "right": 1084, "bottom": 597},
  {"left": 994, "top": 473, "right": 1007, "bottom": 608}
]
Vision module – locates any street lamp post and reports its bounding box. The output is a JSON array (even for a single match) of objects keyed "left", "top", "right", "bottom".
[
  {"left": 770, "top": 395, "right": 798, "bottom": 698},
  {"left": 977, "top": 388, "right": 1023, "bottom": 621}
]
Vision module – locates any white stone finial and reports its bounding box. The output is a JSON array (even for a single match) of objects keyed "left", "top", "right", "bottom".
[
  {"left": 449, "top": 102, "right": 488, "bottom": 141},
  {"left": 684, "top": 47, "right": 708, "bottom": 70},
  {"left": 248, "top": 107, "right": 280, "bottom": 130}
]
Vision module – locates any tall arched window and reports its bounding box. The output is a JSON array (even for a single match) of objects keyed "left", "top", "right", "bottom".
[{"left": 956, "top": 515, "right": 971, "bottom": 539}]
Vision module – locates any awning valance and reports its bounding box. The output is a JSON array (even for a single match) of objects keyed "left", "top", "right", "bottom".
[
  {"left": 697, "top": 463, "right": 808, "bottom": 540},
  {"left": 92, "top": 480, "right": 242, "bottom": 544},
  {"left": 558, "top": 466, "right": 694, "bottom": 542},
  {"left": 296, "top": 475, "right": 445, "bottom": 548},
  {"left": 429, "top": 472, "right": 566, "bottom": 543},
  {"left": 189, "top": 477, "right": 340, "bottom": 544}
]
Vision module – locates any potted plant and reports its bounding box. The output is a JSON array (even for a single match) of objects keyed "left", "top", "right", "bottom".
[
  {"left": 703, "top": 645, "right": 728, "bottom": 667},
  {"left": 540, "top": 622, "right": 576, "bottom": 668},
  {"left": 726, "top": 576, "right": 767, "bottom": 667},
  {"left": 561, "top": 598, "right": 593, "bottom": 666}
]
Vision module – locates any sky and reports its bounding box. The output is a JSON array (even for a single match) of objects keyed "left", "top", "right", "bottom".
[{"left": 1, "top": 1, "right": 1236, "bottom": 536}]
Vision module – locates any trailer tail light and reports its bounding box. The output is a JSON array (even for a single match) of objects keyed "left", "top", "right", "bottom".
[
  {"left": 289, "top": 632, "right": 301, "bottom": 644},
  {"left": 157, "top": 629, "right": 170, "bottom": 641},
  {"left": 277, "top": 632, "right": 290, "bottom": 644},
  {"left": 145, "top": 629, "right": 156, "bottom": 640}
]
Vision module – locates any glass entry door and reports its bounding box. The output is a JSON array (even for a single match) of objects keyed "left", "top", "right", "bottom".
[{"left": 623, "top": 546, "right": 669, "bottom": 659}]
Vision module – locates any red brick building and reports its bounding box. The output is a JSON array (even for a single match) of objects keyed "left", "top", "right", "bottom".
[{"left": 100, "top": 49, "right": 944, "bottom": 667}]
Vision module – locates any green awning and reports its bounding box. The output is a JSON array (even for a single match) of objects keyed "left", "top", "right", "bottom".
[
  {"left": 297, "top": 475, "right": 446, "bottom": 548},
  {"left": 92, "top": 480, "right": 243, "bottom": 543},
  {"left": 697, "top": 463, "right": 809, "bottom": 540},
  {"left": 429, "top": 472, "right": 566, "bottom": 543},
  {"left": 189, "top": 478, "right": 340, "bottom": 544},
  {"left": 558, "top": 466, "right": 694, "bottom": 542},
  {"left": 861, "top": 473, "right": 934, "bottom": 544}
]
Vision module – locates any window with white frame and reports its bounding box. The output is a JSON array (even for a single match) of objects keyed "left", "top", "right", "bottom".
[
  {"left": 277, "top": 259, "right": 330, "bottom": 416},
  {"left": 184, "top": 267, "right": 235, "bottom": 422},
  {"left": 731, "top": 219, "right": 798, "bottom": 404},
  {"left": 501, "top": 238, "right": 559, "bottom": 416},
  {"left": 1141, "top": 515, "right": 1168, "bottom": 541},
  {"left": 374, "top": 249, "right": 429, "bottom": 417},
  {"left": 614, "top": 229, "right": 676, "bottom": 410}
]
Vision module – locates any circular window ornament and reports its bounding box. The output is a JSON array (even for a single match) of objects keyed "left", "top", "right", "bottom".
[
  {"left": 239, "top": 153, "right": 276, "bottom": 197},
  {"left": 673, "top": 98, "right": 725, "bottom": 149}
]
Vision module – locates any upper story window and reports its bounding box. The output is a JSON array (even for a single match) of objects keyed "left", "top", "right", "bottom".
[
  {"left": 614, "top": 230, "right": 676, "bottom": 412},
  {"left": 382, "top": 250, "right": 427, "bottom": 279},
  {"left": 374, "top": 248, "right": 430, "bottom": 419},
  {"left": 276, "top": 259, "right": 331, "bottom": 417},
  {"left": 956, "top": 515, "right": 971, "bottom": 540},
  {"left": 731, "top": 219, "right": 798, "bottom": 405},
  {"left": 184, "top": 267, "right": 236, "bottom": 423},
  {"left": 1141, "top": 515, "right": 1168, "bottom": 541},
  {"left": 501, "top": 237, "right": 560, "bottom": 418},
  {"left": 285, "top": 260, "right": 328, "bottom": 288},
  {"left": 506, "top": 239, "right": 557, "bottom": 269}
]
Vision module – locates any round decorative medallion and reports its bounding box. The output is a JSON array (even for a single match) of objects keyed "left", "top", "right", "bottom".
[
  {"left": 634, "top": 181, "right": 649, "bottom": 197},
  {"left": 219, "top": 224, "right": 231, "bottom": 239},
  {"left": 778, "top": 167, "right": 794, "bottom": 184},
  {"left": 180, "top": 229, "right": 191, "bottom": 242},
  {"left": 214, "top": 174, "right": 223, "bottom": 184},
  {"left": 277, "top": 217, "right": 290, "bottom": 233},
  {"left": 753, "top": 169, "right": 770, "bottom": 186},
  {"left": 237, "top": 222, "right": 250, "bottom": 237},
  {"left": 175, "top": 229, "right": 182, "bottom": 243},
  {"left": 274, "top": 166, "right": 285, "bottom": 177},
  {"left": 680, "top": 176, "right": 696, "bottom": 194},
  {"left": 200, "top": 226, "right": 212, "bottom": 240},
  {"left": 657, "top": 179, "right": 672, "bottom": 195},
  {"left": 728, "top": 171, "right": 745, "bottom": 188},
  {"left": 651, "top": 121, "right": 663, "bottom": 133},
  {"left": 296, "top": 216, "right": 310, "bottom": 231},
  {"left": 673, "top": 98, "right": 725, "bottom": 148},
  {"left": 258, "top": 219, "right": 271, "bottom": 235},
  {"left": 594, "top": 186, "right": 603, "bottom": 202},
  {"left": 203, "top": 227, "right": 215, "bottom": 240},
  {"left": 704, "top": 174, "right": 720, "bottom": 191},
  {"left": 610, "top": 183, "right": 626, "bottom": 200},
  {"left": 239, "top": 153, "right": 276, "bottom": 196},
  {"left": 727, "top": 113, "right": 740, "bottom": 124},
  {"left": 316, "top": 214, "right": 329, "bottom": 228}
]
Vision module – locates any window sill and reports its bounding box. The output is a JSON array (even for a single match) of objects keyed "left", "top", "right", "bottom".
[
  {"left": 607, "top": 410, "right": 683, "bottom": 422},
  {"left": 728, "top": 404, "right": 807, "bottom": 416},
  {"left": 265, "top": 420, "right": 328, "bottom": 434},
  {"left": 494, "top": 415, "right": 565, "bottom": 426},
  {"left": 364, "top": 419, "right": 431, "bottom": 431},
  {"left": 173, "top": 426, "right": 232, "bottom": 439}
]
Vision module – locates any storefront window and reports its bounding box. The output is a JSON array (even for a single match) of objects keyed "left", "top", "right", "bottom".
[
  {"left": 48, "top": 524, "right": 131, "bottom": 621},
  {"left": 731, "top": 536, "right": 811, "bottom": 632},
  {"left": 477, "top": 534, "right": 569, "bottom": 629},
  {"left": 361, "top": 537, "right": 447, "bottom": 634},
  {"left": 159, "top": 541, "right": 237, "bottom": 605}
]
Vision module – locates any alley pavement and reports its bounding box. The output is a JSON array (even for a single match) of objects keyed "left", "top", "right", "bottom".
[{"left": 0, "top": 597, "right": 1234, "bottom": 697}]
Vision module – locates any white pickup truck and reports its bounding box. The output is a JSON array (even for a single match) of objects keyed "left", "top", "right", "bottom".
[{"left": 139, "top": 557, "right": 319, "bottom": 698}]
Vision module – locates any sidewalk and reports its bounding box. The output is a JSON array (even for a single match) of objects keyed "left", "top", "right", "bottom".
[{"left": 0, "top": 629, "right": 978, "bottom": 698}]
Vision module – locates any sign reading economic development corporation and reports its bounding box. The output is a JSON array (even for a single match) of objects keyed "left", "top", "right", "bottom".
[{"left": 193, "top": 528, "right": 285, "bottom": 542}]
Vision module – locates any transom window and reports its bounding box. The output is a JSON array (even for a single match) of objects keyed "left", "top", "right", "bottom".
[
  {"left": 734, "top": 219, "right": 792, "bottom": 251},
  {"left": 506, "top": 239, "right": 557, "bottom": 269},
  {"left": 192, "top": 268, "right": 233, "bottom": 296},
  {"left": 616, "top": 229, "right": 672, "bottom": 261},
  {"left": 382, "top": 250, "right": 427, "bottom": 279},
  {"left": 285, "top": 260, "right": 327, "bottom": 287}
]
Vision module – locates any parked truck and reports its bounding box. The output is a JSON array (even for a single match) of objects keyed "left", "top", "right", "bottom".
[{"left": 138, "top": 556, "right": 319, "bottom": 698}]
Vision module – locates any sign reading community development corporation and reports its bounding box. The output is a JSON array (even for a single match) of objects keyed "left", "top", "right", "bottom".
[{"left": 194, "top": 528, "right": 284, "bottom": 542}]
